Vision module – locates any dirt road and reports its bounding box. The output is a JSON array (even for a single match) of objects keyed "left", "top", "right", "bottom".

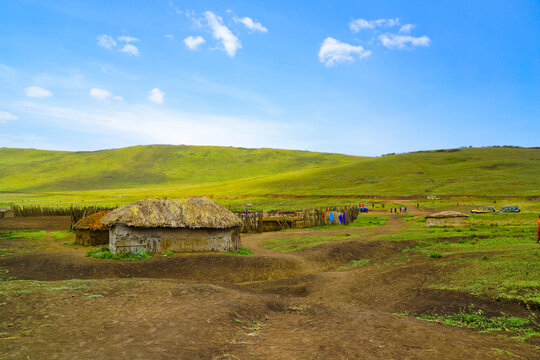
[{"left": 0, "top": 214, "right": 538, "bottom": 359}]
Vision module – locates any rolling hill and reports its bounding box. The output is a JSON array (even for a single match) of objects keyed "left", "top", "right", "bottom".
[{"left": 0, "top": 145, "right": 538, "bottom": 206}]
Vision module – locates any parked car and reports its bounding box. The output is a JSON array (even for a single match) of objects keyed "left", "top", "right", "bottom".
[
  {"left": 499, "top": 206, "right": 521, "bottom": 213},
  {"left": 471, "top": 207, "right": 496, "bottom": 214}
]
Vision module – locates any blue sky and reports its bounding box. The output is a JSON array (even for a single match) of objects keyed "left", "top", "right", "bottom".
[{"left": 0, "top": 0, "right": 538, "bottom": 156}]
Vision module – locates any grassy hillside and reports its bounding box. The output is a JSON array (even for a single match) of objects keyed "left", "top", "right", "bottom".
[
  {"left": 0, "top": 145, "right": 358, "bottom": 191},
  {"left": 0, "top": 145, "right": 538, "bottom": 206}
]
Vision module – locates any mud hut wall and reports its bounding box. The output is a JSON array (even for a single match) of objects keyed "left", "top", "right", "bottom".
[
  {"left": 75, "top": 229, "right": 109, "bottom": 246},
  {"left": 425, "top": 217, "right": 468, "bottom": 227},
  {"left": 109, "top": 224, "right": 240, "bottom": 254},
  {"left": 0, "top": 210, "right": 14, "bottom": 218}
]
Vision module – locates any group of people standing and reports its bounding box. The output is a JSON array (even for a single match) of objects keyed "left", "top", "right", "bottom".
[{"left": 389, "top": 206, "right": 407, "bottom": 213}]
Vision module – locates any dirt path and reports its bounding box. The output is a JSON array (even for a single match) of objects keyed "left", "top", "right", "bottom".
[
  {"left": 242, "top": 214, "right": 406, "bottom": 257},
  {"left": 1, "top": 214, "right": 539, "bottom": 359}
]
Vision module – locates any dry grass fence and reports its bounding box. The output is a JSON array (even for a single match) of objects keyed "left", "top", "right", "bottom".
[
  {"left": 9, "top": 204, "right": 359, "bottom": 233},
  {"left": 234, "top": 206, "right": 360, "bottom": 233},
  {"left": 9, "top": 204, "right": 117, "bottom": 229}
]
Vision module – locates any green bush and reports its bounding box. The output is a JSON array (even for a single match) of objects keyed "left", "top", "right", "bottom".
[
  {"left": 416, "top": 309, "right": 540, "bottom": 340},
  {"left": 86, "top": 248, "right": 154, "bottom": 260},
  {"left": 429, "top": 252, "right": 444, "bottom": 259},
  {"left": 222, "top": 247, "right": 253, "bottom": 256},
  {"left": 347, "top": 259, "right": 371, "bottom": 267}
]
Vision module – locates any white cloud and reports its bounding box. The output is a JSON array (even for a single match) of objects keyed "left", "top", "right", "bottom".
[
  {"left": 233, "top": 16, "right": 267, "bottom": 33},
  {"left": 121, "top": 44, "right": 140, "bottom": 56},
  {"left": 0, "top": 111, "right": 18, "bottom": 123},
  {"left": 25, "top": 86, "right": 52, "bottom": 98},
  {"left": 148, "top": 88, "right": 165, "bottom": 104},
  {"left": 184, "top": 35, "right": 205, "bottom": 50},
  {"left": 170, "top": 5, "right": 202, "bottom": 27},
  {"left": 117, "top": 35, "right": 140, "bottom": 43},
  {"left": 97, "top": 34, "right": 117, "bottom": 49},
  {"left": 318, "top": 37, "right": 371, "bottom": 67},
  {"left": 17, "top": 102, "right": 304, "bottom": 150},
  {"left": 165, "top": 34, "right": 175, "bottom": 40},
  {"left": 399, "top": 24, "right": 415, "bottom": 33},
  {"left": 349, "top": 18, "right": 399, "bottom": 32},
  {"left": 379, "top": 34, "right": 431, "bottom": 49},
  {"left": 89, "top": 88, "right": 123, "bottom": 102},
  {"left": 204, "top": 11, "right": 241, "bottom": 57}
]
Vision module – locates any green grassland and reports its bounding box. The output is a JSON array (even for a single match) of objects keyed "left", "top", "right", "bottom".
[
  {"left": 0, "top": 145, "right": 538, "bottom": 207},
  {"left": 379, "top": 212, "right": 540, "bottom": 305}
]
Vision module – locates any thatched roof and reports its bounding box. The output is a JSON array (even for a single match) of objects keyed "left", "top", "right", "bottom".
[
  {"left": 74, "top": 211, "right": 110, "bottom": 231},
  {"left": 426, "top": 211, "right": 469, "bottom": 219},
  {"left": 100, "top": 198, "right": 243, "bottom": 229}
]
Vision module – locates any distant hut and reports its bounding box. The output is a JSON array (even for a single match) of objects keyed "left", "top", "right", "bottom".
[
  {"left": 73, "top": 211, "right": 110, "bottom": 245},
  {"left": 0, "top": 207, "right": 14, "bottom": 219},
  {"left": 425, "top": 211, "right": 469, "bottom": 227},
  {"left": 100, "top": 198, "right": 243, "bottom": 254}
]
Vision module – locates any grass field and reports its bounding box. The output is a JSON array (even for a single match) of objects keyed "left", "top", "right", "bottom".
[
  {"left": 0, "top": 145, "right": 538, "bottom": 208},
  {"left": 379, "top": 212, "right": 540, "bottom": 305}
]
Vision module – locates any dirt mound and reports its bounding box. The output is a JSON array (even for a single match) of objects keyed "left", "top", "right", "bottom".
[
  {"left": 242, "top": 304, "right": 538, "bottom": 360},
  {"left": 0, "top": 252, "right": 305, "bottom": 283},
  {"left": 295, "top": 239, "right": 411, "bottom": 267},
  {"left": 246, "top": 274, "right": 318, "bottom": 297},
  {"left": 343, "top": 260, "right": 532, "bottom": 318},
  {"left": 405, "top": 288, "right": 533, "bottom": 317},
  {"left": 0, "top": 279, "right": 287, "bottom": 360},
  {"left": 248, "top": 257, "right": 533, "bottom": 319}
]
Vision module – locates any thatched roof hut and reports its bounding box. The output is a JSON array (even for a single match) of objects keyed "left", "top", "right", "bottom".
[
  {"left": 74, "top": 211, "right": 110, "bottom": 231},
  {"left": 0, "top": 207, "right": 14, "bottom": 219},
  {"left": 101, "top": 198, "right": 243, "bottom": 254},
  {"left": 73, "top": 211, "right": 110, "bottom": 245},
  {"left": 425, "top": 211, "right": 469, "bottom": 227},
  {"left": 101, "top": 198, "right": 242, "bottom": 229}
]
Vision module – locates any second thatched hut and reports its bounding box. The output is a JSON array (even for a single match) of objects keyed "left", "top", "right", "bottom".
[
  {"left": 425, "top": 211, "right": 469, "bottom": 227},
  {"left": 0, "top": 207, "right": 14, "bottom": 219},
  {"left": 73, "top": 211, "right": 110, "bottom": 245},
  {"left": 100, "top": 198, "right": 243, "bottom": 254}
]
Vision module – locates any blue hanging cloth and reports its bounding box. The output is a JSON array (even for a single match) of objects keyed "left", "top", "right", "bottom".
[
  {"left": 329, "top": 213, "right": 334, "bottom": 223},
  {"left": 339, "top": 214, "right": 343, "bottom": 223}
]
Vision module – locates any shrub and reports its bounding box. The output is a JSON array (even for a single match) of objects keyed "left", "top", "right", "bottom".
[
  {"left": 222, "top": 247, "right": 253, "bottom": 256},
  {"left": 86, "top": 248, "right": 154, "bottom": 260}
]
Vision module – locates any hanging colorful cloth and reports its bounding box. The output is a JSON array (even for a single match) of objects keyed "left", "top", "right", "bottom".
[
  {"left": 329, "top": 213, "right": 334, "bottom": 223},
  {"left": 339, "top": 214, "right": 343, "bottom": 223}
]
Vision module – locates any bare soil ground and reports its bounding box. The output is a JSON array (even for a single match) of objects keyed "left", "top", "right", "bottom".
[{"left": 0, "top": 214, "right": 538, "bottom": 359}]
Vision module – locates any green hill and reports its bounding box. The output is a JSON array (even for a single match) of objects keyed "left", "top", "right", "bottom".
[{"left": 0, "top": 145, "right": 538, "bottom": 206}]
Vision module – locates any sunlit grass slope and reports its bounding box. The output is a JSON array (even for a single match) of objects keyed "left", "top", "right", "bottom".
[
  {"left": 0, "top": 146, "right": 538, "bottom": 204},
  {"left": 0, "top": 145, "right": 358, "bottom": 191}
]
